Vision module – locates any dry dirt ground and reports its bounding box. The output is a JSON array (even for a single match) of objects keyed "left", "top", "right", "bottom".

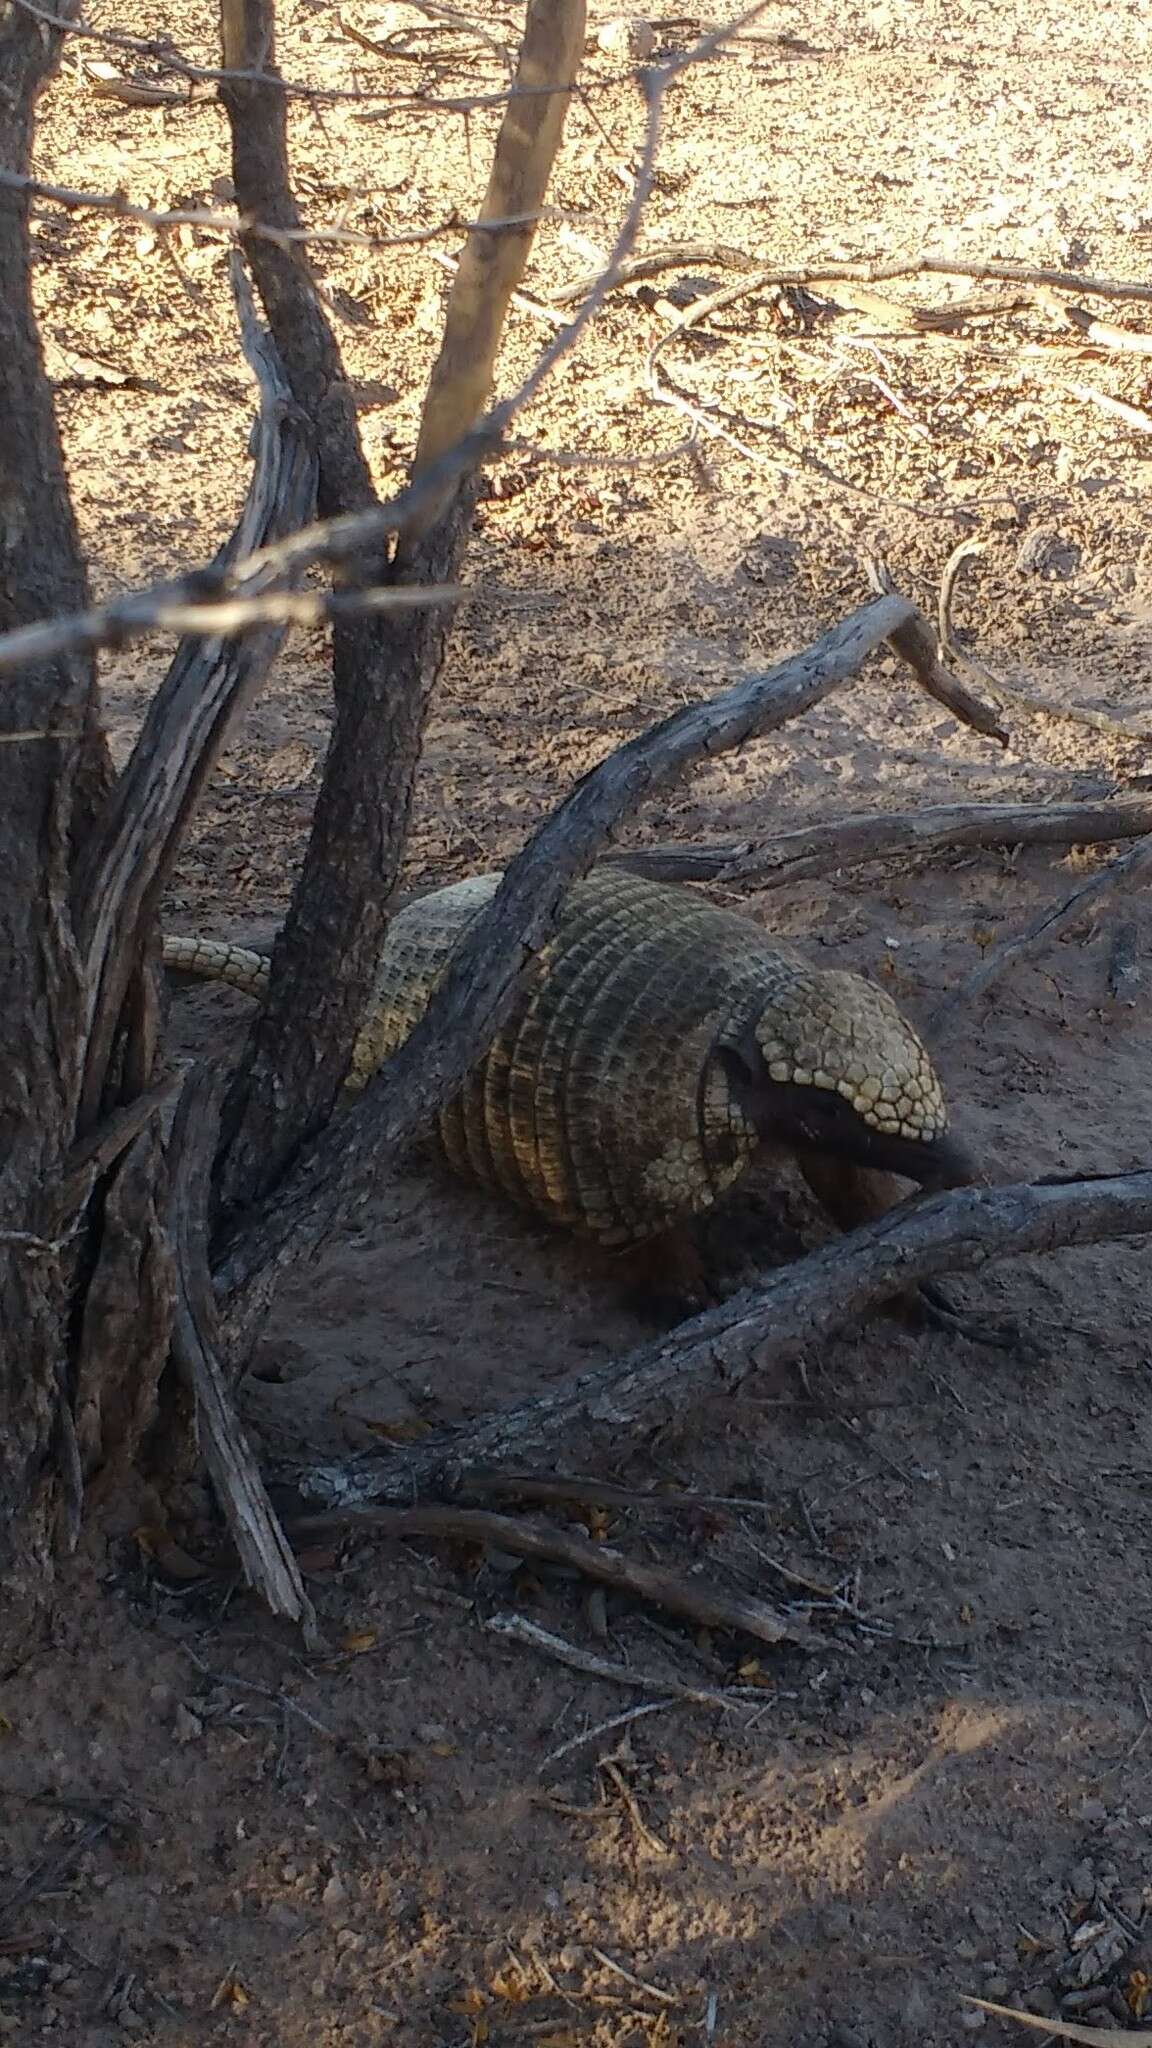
[{"left": 7, "top": 0, "right": 1152, "bottom": 2042}]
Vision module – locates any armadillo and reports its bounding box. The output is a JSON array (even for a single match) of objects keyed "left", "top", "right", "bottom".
[{"left": 162, "top": 867, "right": 974, "bottom": 1248}]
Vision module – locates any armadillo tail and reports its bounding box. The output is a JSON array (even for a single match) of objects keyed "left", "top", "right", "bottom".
[{"left": 160, "top": 934, "right": 271, "bottom": 999}]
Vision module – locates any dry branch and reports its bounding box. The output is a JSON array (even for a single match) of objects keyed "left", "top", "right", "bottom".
[
  {"left": 214, "top": 0, "right": 586, "bottom": 1215},
  {"left": 71, "top": 257, "right": 317, "bottom": 1130},
  {"left": 290, "top": 1503, "right": 817, "bottom": 1646},
  {"left": 216, "top": 590, "right": 1003, "bottom": 1318},
  {"left": 169, "top": 1068, "right": 318, "bottom": 1640},
  {"left": 12, "top": 0, "right": 594, "bottom": 108},
  {"left": 937, "top": 538, "right": 1152, "bottom": 750},
  {"left": 615, "top": 793, "right": 1152, "bottom": 889},
  {"left": 555, "top": 245, "right": 1152, "bottom": 313},
  {"left": 485, "top": 1613, "right": 734, "bottom": 1707},
  {"left": 299, "top": 1170, "right": 1152, "bottom": 1509},
  {"left": 932, "top": 834, "right": 1152, "bottom": 1030},
  {"left": 0, "top": 166, "right": 561, "bottom": 253},
  {"left": 405, "top": 0, "right": 587, "bottom": 537}
]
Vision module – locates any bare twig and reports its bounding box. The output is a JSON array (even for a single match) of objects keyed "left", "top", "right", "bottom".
[
  {"left": 540, "top": 1699, "right": 678, "bottom": 1768},
  {"left": 589, "top": 1948, "right": 678, "bottom": 2005},
  {"left": 932, "top": 833, "right": 1152, "bottom": 1029},
  {"left": 1065, "top": 380, "right": 1152, "bottom": 435},
  {"left": 300, "top": 1171, "right": 1152, "bottom": 1507},
  {"left": 9, "top": 0, "right": 600, "bottom": 108},
  {"left": 1038, "top": 289, "right": 1152, "bottom": 356},
  {"left": 484, "top": 1613, "right": 735, "bottom": 1707},
  {"left": 962, "top": 1997, "right": 1152, "bottom": 2045},
  {"left": 556, "top": 244, "right": 1152, "bottom": 312},
  {"left": 937, "top": 536, "right": 987, "bottom": 657},
  {"left": 289, "top": 1503, "right": 817, "bottom": 1646},
  {"left": 0, "top": 166, "right": 562, "bottom": 253}
]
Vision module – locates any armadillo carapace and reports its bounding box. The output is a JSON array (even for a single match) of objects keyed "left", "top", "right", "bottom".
[{"left": 162, "top": 868, "right": 974, "bottom": 1248}]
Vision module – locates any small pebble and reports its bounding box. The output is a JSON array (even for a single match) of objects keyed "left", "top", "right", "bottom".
[
  {"left": 981, "top": 1975, "right": 1010, "bottom": 2000},
  {"left": 1080, "top": 1798, "right": 1108, "bottom": 1824},
  {"left": 960, "top": 2009, "right": 985, "bottom": 2031}
]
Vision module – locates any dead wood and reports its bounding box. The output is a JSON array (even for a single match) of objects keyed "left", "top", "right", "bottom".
[
  {"left": 931, "top": 834, "right": 1152, "bottom": 1031},
  {"left": 169, "top": 1066, "right": 318, "bottom": 1640},
  {"left": 71, "top": 257, "right": 317, "bottom": 1133},
  {"left": 215, "top": 590, "right": 1004, "bottom": 1325},
  {"left": 404, "top": 0, "right": 586, "bottom": 538},
  {"left": 289, "top": 1503, "right": 817, "bottom": 1647},
  {"left": 936, "top": 537, "right": 1152, "bottom": 751},
  {"left": 71, "top": 1120, "right": 175, "bottom": 1509},
  {"left": 1066, "top": 381, "right": 1152, "bottom": 436},
  {"left": 614, "top": 793, "right": 1152, "bottom": 888},
  {"left": 0, "top": 0, "right": 115, "bottom": 1589},
  {"left": 1037, "top": 288, "right": 1152, "bottom": 357},
  {"left": 556, "top": 246, "right": 1152, "bottom": 313},
  {"left": 214, "top": 0, "right": 585, "bottom": 1216},
  {"left": 484, "top": 1613, "right": 734, "bottom": 1707},
  {"left": 297, "top": 1170, "right": 1152, "bottom": 1509}
]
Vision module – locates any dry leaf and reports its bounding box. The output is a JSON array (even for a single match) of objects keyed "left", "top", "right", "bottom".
[
  {"left": 362, "top": 1417, "right": 434, "bottom": 1442},
  {"left": 209, "top": 1971, "right": 250, "bottom": 2011},
  {"left": 489, "top": 1967, "right": 528, "bottom": 2003},
  {"left": 0, "top": 1711, "right": 14, "bottom": 1737},
  {"left": 448, "top": 1989, "right": 487, "bottom": 2015},
  {"left": 964, "top": 1994, "right": 1152, "bottom": 2043},
  {"left": 341, "top": 1630, "right": 378, "bottom": 1654},
  {"left": 1128, "top": 1972, "right": 1151, "bottom": 2020}
]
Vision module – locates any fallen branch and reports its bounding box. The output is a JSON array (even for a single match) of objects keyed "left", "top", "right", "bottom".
[
  {"left": 216, "top": 590, "right": 1004, "bottom": 1314},
  {"left": 937, "top": 537, "right": 1152, "bottom": 750},
  {"left": 1065, "top": 380, "right": 1152, "bottom": 435},
  {"left": 1037, "top": 288, "right": 1152, "bottom": 357},
  {"left": 614, "top": 793, "right": 1152, "bottom": 889},
  {"left": 289, "top": 1503, "right": 817, "bottom": 1646},
  {"left": 484, "top": 1612, "right": 736, "bottom": 1706},
  {"left": 297, "top": 1171, "right": 1152, "bottom": 1508},
  {"left": 556, "top": 245, "right": 1152, "bottom": 312},
  {"left": 931, "top": 833, "right": 1152, "bottom": 1029}
]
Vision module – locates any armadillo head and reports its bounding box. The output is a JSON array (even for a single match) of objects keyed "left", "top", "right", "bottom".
[{"left": 719, "top": 968, "right": 975, "bottom": 1190}]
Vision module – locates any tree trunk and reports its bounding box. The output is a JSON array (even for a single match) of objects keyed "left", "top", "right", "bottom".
[{"left": 0, "top": 0, "right": 106, "bottom": 1594}]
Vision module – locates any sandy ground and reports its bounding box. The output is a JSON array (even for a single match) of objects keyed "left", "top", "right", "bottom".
[{"left": 5, "top": 0, "right": 1152, "bottom": 2042}]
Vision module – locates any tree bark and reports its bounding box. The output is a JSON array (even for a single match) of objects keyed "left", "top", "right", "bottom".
[{"left": 0, "top": 0, "right": 103, "bottom": 1593}]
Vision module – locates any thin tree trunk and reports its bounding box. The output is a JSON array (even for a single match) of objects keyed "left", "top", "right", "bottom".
[
  {"left": 0, "top": 0, "right": 103, "bottom": 1591},
  {"left": 214, "top": 0, "right": 585, "bottom": 1219}
]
